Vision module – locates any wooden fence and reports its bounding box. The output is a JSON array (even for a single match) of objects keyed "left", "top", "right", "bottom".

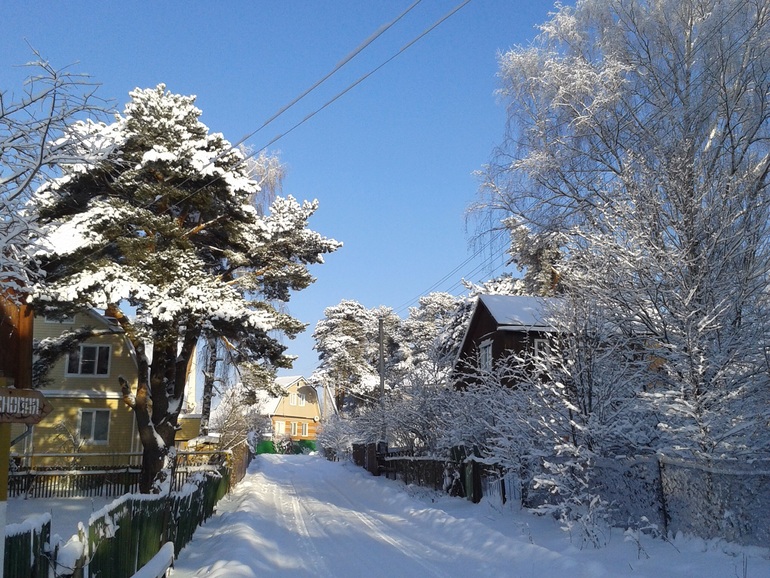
[
  {"left": 4, "top": 447, "right": 253, "bottom": 578},
  {"left": 4, "top": 515, "right": 51, "bottom": 578}
]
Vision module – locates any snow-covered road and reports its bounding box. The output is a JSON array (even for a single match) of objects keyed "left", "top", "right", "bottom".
[{"left": 171, "top": 454, "right": 770, "bottom": 577}]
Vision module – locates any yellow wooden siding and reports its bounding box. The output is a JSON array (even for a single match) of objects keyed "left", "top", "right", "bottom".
[
  {"left": 10, "top": 394, "right": 138, "bottom": 467},
  {"left": 176, "top": 414, "right": 202, "bottom": 448},
  {"left": 270, "top": 416, "right": 320, "bottom": 440},
  {"left": 270, "top": 379, "right": 322, "bottom": 441},
  {"left": 14, "top": 314, "right": 142, "bottom": 466},
  {"left": 34, "top": 314, "right": 139, "bottom": 394}
]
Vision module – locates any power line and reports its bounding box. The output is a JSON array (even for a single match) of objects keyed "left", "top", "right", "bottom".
[
  {"left": 43, "top": 0, "right": 469, "bottom": 278},
  {"left": 393, "top": 228, "right": 508, "bottom": 315},
  {"left": 228, "top": 0, "right": 424, "bottom": 151}
]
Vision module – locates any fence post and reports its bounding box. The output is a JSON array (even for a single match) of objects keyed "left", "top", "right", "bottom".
[{"left": 656, "top": 456, "right": 669, "bottom": 536}]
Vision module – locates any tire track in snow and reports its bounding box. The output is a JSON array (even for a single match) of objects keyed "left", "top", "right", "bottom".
[
  {"left": 298, "top": 466, "right": 448, "bottom": 577},
  {"left": 283, "top": 478, "right": 335, "bottom": 578}
]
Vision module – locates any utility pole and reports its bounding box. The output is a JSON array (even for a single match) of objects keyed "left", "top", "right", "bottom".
[{"left": 378, "top": 317, "right": 386, "bottom": 445}]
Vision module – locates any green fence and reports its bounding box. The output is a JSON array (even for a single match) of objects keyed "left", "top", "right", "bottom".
[
  {"left": 84, "top": 469, "right": 229, "bottom": 577},
  {"left": 4, "top": 514, "right": 51, "bottom": 578},
  {"left": 5, "top": 447, "right": 246, "bottom": 578}
]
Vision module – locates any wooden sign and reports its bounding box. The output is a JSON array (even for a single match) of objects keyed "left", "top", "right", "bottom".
[{"left": 0, "top": 387, "right": 52, "bottom": 424}]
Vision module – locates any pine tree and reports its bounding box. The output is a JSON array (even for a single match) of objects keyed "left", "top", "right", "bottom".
[{"left": 33, "top": 85, "right": 340, "bottom": 491}]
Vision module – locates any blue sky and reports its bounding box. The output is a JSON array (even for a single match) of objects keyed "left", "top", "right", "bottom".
[{"left": 3, "top": 1, "right": 558, "bottom": 377}]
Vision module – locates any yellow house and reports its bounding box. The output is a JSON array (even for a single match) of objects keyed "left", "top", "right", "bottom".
[
  {"left": 264, "top": 376, "right": 321, "bottom": 442},
  {"left": 10, "top": 310, "right": 142, "bottom": 467}
]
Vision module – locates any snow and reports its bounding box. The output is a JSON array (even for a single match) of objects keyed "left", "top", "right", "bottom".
[
  {"left": 6, "top": 454, "right": 769, "bottom": 576},
  {"left": 478, "top": 294, "right": 560, "bottom": 329},
  {"left": 168, "top": 454, "right": 770, "bottom": 577}
]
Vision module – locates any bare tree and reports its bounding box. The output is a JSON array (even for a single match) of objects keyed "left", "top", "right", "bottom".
[
  {"left": 1, "top": 55, "right": 103, "bottom": 292},
  {"left": 476, "top": 0, "right": 770, "bottom": 456}
]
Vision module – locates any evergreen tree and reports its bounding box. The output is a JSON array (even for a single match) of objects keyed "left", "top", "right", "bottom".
[{"left": 32, "top": 85, "right": 340, "bottom": 491}]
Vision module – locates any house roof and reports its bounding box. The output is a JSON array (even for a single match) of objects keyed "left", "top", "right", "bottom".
[
  {"left": 478, "top": 294, "right": 558, "bottom": 330},
  {"left": 454, "top": 294, "right": 563, "bottom": 369},
  {"left": 259, "top": 375, "right": 308, "bottom": 415}
]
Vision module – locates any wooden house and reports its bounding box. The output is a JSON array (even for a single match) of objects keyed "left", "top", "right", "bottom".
[
  {"left": 453, "top": 294, "right": 561, "bottom": 388},
  {"left": 10, "top": 310, "right": 142, "bottom": 466},
  {"left": 262, "top": 376, "right": 321, "bottom": 442}
]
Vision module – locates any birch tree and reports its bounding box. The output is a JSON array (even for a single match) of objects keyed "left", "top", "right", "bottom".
[
  {"left": 478, "top": 0, "right": 770, "bottom": 455},
  {"left": 1, "top": 58, "right": 101, "bottom": 293}
]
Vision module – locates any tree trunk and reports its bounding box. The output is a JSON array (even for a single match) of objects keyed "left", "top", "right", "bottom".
[{"left": 199, "top": 337, "right": 218, "bottom": 436}]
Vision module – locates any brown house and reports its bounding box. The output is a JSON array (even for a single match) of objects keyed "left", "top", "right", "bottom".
[{"left": 453, "top": 294, "right": 561, "bottom": 388}]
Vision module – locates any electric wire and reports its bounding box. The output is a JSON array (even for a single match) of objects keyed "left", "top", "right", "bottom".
[{"left": 42, "top": 0, "right": 474, "bottom": 281}]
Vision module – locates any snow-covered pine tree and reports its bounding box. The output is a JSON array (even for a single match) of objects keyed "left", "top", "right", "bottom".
[
  {"left": 312, "top": 300, "right": 400, "bottom": 411},
  {"left": 32, "top": 84, "right": 340, "bottom": 491}
]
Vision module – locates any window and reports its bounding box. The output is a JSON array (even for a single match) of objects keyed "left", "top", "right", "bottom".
[
  {"left": 67, "top": 345, "right": 110, "bottom": 376},
  {"left": 298, "top": 392, "right": 306, "bottom": 407},
  {"left": 275, "top": 421, "right": 285, "bottom": 435},
  {"left": 289, "top": 393, "right": 297, "bottom": 406},
  {"left": 291, "top": 422, "right": 298, "bottom": 436},
  {"left": 534, "top": 338, "right": 550, "bottom": 357},
  {"left": 289, "top": 392, "right": 306, "bottom": 406},
  {"left": 80, "top": 409, "right": 110, "bottom": 443},
  {"left": 301, "top": 422, "right": 308, "bottom": 437},
  {"left": 479, "top": 339, "right": 493, "bottom": 371}
]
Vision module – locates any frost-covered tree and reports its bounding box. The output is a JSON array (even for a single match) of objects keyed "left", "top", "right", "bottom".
[
  {"left": 1, "top": 58, "right": 101, "bottom": 293},
  {"left": 399, "top": 292, "right": 466, "bottom": 384},
  {"left": 477, "top": 0, "right": 770, "bottom": 456},
  {"left": 312, "top": 300, "right": 402, "bottom": 411},
  {"left": 32, "top": 85, "right": 340, "bottom": 491},
  {"left": 198, "top": 148, "right": 286, "bottom": 435}
]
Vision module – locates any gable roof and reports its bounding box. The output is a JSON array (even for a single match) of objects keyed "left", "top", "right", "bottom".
[
  {"left": 454, "top": 294, "right": 563, "bottom": 369},
  {"left": 259, "top": 375, "right": 309, "bottom": 415}
]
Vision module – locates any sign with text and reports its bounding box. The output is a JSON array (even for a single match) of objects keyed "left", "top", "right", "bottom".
[{"left": 0, "top": 387, "right": 52, "bottom": 424}]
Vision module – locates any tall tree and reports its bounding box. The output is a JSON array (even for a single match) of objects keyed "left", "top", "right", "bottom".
[
  {"left": 32, "top": 85, "right": 340, "bottom": 491},
  {"left": 477, "top": 0, "right": 770, "bottom": 456},
  {"left": 312, "top": 300, "right": 401, "bottom": 411},
  {"left": 197, "top": 147, "right": 286, "bottom": 436}
]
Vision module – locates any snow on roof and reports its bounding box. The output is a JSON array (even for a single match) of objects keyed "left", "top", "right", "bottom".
[
  {"left": 258, "top": 376, "right": 310, "bottom": 415},
  {"left": 478, "top": 294, "right": 560, "bottom": 329},
  {"left": 275, "top": 376, "right": 304, "bottom": 389}
]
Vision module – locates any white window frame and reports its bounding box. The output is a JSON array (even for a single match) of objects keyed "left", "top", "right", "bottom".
[
  {"left": 64, "top": 343, "right": 112, "bottom": 377},
  {"left": 301, "top": 422, "right": 308, "bottom": 437},
  {"left": 79, "top": 409, "right": 110, "bottom": 444},
  {"left": 479, "top": 339, "right": 493, "bottom": 371},
  {"left": 66, "top": 344, "right": 111, "bottom": 377},
  {"left": 289, "top": 392, "right": 297, "bottom": 406},
  {"left": 290, "top": 422, "right": 298, "bottom": 436}
]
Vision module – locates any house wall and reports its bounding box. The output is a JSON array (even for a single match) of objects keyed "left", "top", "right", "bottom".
[
  {"left": 176, "top": 414, "right": 203, "bottom": 449},
  {"left": 35, "top": 313, "right": 138, "bottom": 393},
  {"left": 271, "top": 382, "right": 321, "bottom": 441},
  {"left": 10, "top": 393, "right": 137, "bottom": 467},
  {"left": 10, "top": 313, "right": 142, "bottom": 466},
  {"left": 454, "top": 300, "right": 552, "bottom": 388}
]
